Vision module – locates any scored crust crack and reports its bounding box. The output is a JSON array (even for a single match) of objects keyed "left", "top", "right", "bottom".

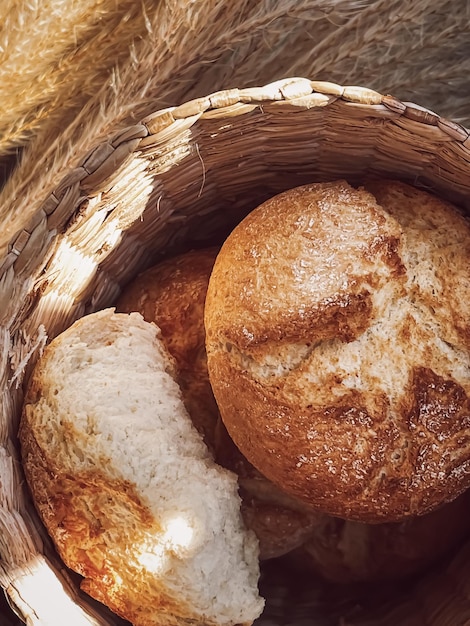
[{"left": 204, "top": 180, "right": 470, "bottom": 523}]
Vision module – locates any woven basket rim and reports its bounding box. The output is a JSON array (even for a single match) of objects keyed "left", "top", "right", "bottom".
[{"left": 2, "top": 76, "right": 469, "bottom": 280}]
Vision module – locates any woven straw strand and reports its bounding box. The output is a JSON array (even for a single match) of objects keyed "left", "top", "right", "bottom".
[{"left": 0, "top": 78, "right": 468, "bottom": 288}]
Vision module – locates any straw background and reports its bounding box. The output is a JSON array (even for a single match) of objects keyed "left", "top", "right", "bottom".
[
  {"left": 0, "top": 0, "right": 469, "bottom": 254},
  {"left": 0, "top": 1, "right": 468, "bottom": 624}
]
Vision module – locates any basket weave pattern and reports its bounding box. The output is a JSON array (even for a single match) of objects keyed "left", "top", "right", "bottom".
[{"left": 1, "top": 78, "right": 470, "bottom": 625}]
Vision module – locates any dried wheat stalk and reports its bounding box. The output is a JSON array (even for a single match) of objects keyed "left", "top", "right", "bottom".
[
  {"left": 0, "top": 0, "right": 157, "bottom": 154},
  {"left": 0, "top": 0, "right": 468, "bottom": 254}
]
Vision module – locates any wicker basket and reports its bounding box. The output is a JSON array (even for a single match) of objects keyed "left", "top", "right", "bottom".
[{"left": 1, "top": 77, "right": 470, "bottom": 626}]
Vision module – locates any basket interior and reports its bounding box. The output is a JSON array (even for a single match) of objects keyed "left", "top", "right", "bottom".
[{"left": 2, "top": 79, "right": 470, "bottom": 625}]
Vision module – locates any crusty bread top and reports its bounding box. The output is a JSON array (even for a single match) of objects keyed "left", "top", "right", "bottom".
[
  {"left": 20, "top": 309, "right": 264, "bottom": 626},
  {"left": 206, "top": 180, "right": 404, "bottom": 351},
  {"left": 205, "top": 180, "right": 470, "bottom": 523}
]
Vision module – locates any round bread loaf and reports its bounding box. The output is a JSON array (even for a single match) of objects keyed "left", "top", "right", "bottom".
[
  {"left": 117, "top": 248, "right": 321, "bottom": 559},
  {"left": 204, "top": 180, "right": 470, "bottom": 523},
  {"left": 20, "top": 309, "right": 264, "bottom": 626}
]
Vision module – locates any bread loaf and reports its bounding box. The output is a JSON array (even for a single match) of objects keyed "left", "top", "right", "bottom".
[
  {"left": 117, "top": 248, "right": 322, "bottom": 559},
  {"left": 20, "top": 309, "right": 264, "bottom": 626},
  {"left": 204, "top": 180, "right": 470, "bottom": 523}
]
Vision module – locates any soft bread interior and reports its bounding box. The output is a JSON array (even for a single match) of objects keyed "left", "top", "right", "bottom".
[{"left": 20, "top": 308, "right": 264, "bottom": 626}]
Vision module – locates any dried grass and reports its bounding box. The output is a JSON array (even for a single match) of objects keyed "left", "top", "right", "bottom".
[
  {"left": 0, "top": 0, "right": 153, "bottom": 154},
  {"left": 0, "top": 0, "right": 468, "bottom": 252}
]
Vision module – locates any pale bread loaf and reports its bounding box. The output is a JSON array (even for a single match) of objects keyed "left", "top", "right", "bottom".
[
  {"left": 117, "top": 248, "right": 321, "bottom": 560},
  {"left": 204, "top": 180, "right": 470, "bottom": 523},
  {"left": 20, "top": 309, "right": 264, "bottom": 626}
]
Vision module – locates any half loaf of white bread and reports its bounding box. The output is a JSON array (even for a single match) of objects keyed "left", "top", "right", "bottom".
[{"left": 20, "top": 308, "right": 264, "bottom": 626}]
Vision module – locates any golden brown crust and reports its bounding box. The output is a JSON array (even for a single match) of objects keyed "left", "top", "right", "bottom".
[
  {"left": 207, "top": 352, "right": 402, "bottom": 521},
  {"left": 206, "top": 180, "right": 405, "bottom": 352},
  {"left": 205, "top": 180, "right": 470, "bottom": 523},
  {"left": 365, "top": 179, "right": 470, "bottom": 352}
]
